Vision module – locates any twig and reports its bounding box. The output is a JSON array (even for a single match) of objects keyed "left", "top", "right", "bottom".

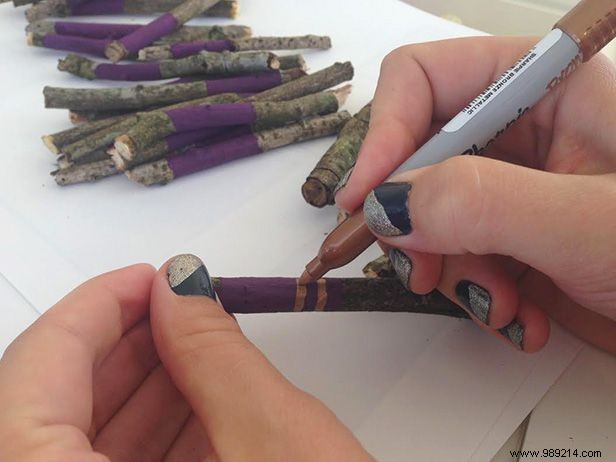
[
  {"left": 58, "top": 51, "right": 279, "bottom": 81},
  {"left": 127, "top": 111, "right": 352, "bottom": 186},
  {"left": 302, "top": 103, "right": 370, "bottom": 207},
  {"left": 115, "top": 87, "right": 350, "bottom": 158},
  {"left": 59, "top": 93, "right": 241, "bottom": 162},
  {"left": 104, "top": 0, "right": 222, "bottom": 62},
  {"left": 44, "top": 69, "right": 305, "bottom": 111},
  {"left": 139, "top": 35, "right": 332, "bottom": 60},
  {"left": 26, "top": 0, "right": 238, "bottom": 23},
  {"left": 248, "top": 61, "right": 353, "bottom": 102},
  {"left": 211, "top": 276, "right": 468, "bottom": 317},
  {"left": 53, "top": 159, "right": 118, "bottom": 186}
]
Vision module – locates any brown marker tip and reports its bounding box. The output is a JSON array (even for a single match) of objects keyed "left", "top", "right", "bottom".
[
  {"left": 298, "top": 257, "right": 328, "bottom": 284},
  {"left": 298, "top": 270, "right": 313, "bottom": 285}
]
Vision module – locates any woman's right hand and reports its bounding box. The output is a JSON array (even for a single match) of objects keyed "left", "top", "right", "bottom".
[{"left": 336, "top": 36, "right": 616, "bottom": 354}]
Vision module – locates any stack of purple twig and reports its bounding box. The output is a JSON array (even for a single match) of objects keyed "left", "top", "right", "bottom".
[{"left": 3, "top": 0, "right": 356, "bottom": 186}]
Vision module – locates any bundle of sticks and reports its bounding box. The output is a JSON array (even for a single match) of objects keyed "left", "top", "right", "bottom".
[
  {"left": 47, "top": 62, "right": 354, "bottom": 186},
  {"left": 2, "top": 0, "right": 357, "bottom": 186}
]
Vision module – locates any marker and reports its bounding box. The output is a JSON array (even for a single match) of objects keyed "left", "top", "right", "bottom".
[{"left": 299, "top": 0, "right": 616, "bottom": 284}]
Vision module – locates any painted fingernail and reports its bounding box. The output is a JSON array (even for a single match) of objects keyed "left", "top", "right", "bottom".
[
  {"left": 389, "top": 248, "right": 412, "bottom": 289},
  {"left": 499, "top": 322, "right": 525, "bottom": 349},
  {"left": 167, "top": 254, "right": 216, "bottom": 299},
  {"left": 333, "top": 167, "right": 354, "bottom": 196},
  {"left": 363, "top": 182, "right": 412, "bottom": 236},
  {"left": 455, "top": 281, "right": 491, "bottom": 325}
]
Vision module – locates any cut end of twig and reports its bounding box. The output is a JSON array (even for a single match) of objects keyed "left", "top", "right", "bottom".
[
  {"left": 114, "top": 135, "right": 136, "bottom": 161},
  {"left": 69, "top": 111, "right": 87, "bottom": 125},
  {"left": 138, "top": 46, "right": 171, "bottom": 61},
  {"left": 126, "top": 160, "right": 174, "bottom": 186},
  {"left": 105, "top": 41, "right": 128, "bottom": 63},
  {"left": 229, "top": 1, "right": 240, "bottom": 18},
  {"left": 56, "top": 154, "right": 72, "bottom": 170},
  {"left": 281, "top": 67, "right": 308, "bottom": 82},
  {"left": 42, "top": 135, "right": 59, "bottom": 155},
  {"left": 268, "top": 54, "right": 281, "bottom": 71},
  {"left": 333, "top": 84, "right": 352, "bottom": 107},
  {"left": 108, "top": 147, "right": 127, "bottom": 171},
  {"left": 26, "top": 32, "right": 34, "bottom": 46},
  {"left": 301, "top": 178, "right": 329, "bottom": 208}
]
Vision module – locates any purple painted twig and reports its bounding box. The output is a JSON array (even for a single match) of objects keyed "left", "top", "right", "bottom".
[{"left": 104, "top": 0, "right": 220, "bottom": 62}]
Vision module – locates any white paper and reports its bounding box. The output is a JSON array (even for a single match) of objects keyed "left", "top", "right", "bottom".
[{"left": 0, "top": 1, "right": 582, "bottom": 460}]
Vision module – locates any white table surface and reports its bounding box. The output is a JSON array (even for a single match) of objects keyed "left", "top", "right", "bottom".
[{"left": 0, "top": 0, "right": 606, "bottom": 460}]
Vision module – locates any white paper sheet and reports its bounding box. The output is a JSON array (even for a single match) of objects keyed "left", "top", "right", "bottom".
[{"left": 0, "top": 1, "right": 582, "bottom": 460}]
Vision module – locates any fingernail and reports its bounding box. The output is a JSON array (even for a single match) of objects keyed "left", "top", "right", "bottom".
[
  {"left": 499, "top": 322, "right": 525, "bottom": 349},
  {"left": 363, "top": 182, "right": 412, "bottom": 236},
  {"left": 333, "top": 167, "right": 354, "bottom": 197},
  {"left": 389, "top": 248, "right": 412, "bottom": 289},
  {"left": 455, "top": 281, "right": 491, "bottom": 325},
  {"left": 167, "top": 254, "right": 216, "bottom": 299}
]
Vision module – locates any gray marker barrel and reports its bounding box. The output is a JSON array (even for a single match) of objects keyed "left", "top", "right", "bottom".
[{"left": 395, "top": 29, "right": 580, "bottom": 173}]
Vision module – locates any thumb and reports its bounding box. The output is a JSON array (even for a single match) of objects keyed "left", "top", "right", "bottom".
[
  {"left": 362, "top": 156, "right": 616, "bottom": 279},
  {"left": 150, "top": 254, "right": 372, "bottom": 461}
]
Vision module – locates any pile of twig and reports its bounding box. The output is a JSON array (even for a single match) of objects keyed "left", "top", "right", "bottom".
[{"left": 3, "top": 0, "right": 357, "bottom": 186}]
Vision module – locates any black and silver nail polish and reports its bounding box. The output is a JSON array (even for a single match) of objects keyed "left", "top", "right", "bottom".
[
  {"left": 167, "top": 254, "right": 216, "bottom": 299},
  {"left": 333, "top": 167, "right": 354, "bottom": 196},
  {"left": 389, "top": 248, "right": 412, "bottom": 289},
  {"left": 499, "top": 322, "right": 524, "bottom": 349},
  {"left": 455, "top": 281, "right": 491, "bottom": 325},
  {"left": 363, "top": 182, "right": 412, "bottom": 236}
]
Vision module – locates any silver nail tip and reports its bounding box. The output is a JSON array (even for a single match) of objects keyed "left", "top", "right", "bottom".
[
  {"left": 363, "top": 191, "right": 404, "bottom": 236},
  {"left": 468, "top": 284, "right": 491, "bottom": 324},
  {"left": 389, "top": 249, "right": 412, "bottom": 288},
  {"left": 500, "top": 322, "right": 524, "bottom": 349},
  {"left": 167, "top": 254, "right": 205, "bottom": 288}
]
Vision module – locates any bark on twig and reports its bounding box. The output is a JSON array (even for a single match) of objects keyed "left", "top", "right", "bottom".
[
  {"left": 53, "top": 159, "right": 118, "bottom": 186},
  {"left": 27, "top": 20, "right": 247, "bottom": 40},
  {"left": 115, "top": 87, "right": 350, "bottom": 159},
  {"left": 104, "top": 0, "right": 222, "bottom": 62},
  {"left": 139, "top": 35, "right": 332, "bottom": 61},
  {"left": 26, "top": 0, "right": 238, "bottom": 23},
  {"left": 277, "top": 54, "right": 306, "bottom": 71},
  {"left": 58, "top": 51, "right": 279, "bottom": 81},
  {"left": 59, "top": 93, "right": 241, "bottom": 162},
  {"left": 249, "top": 62, "right": 354, "bottom": 103},
  {"left": 362, "top": 255, "right": 396, "bottom": 279},
  {"left": 69, "top": 109, "right": 133, "bottom": 124},
  {"left": 153, "top": 24, "right": 251, "bottom": 44},
  {"left": 302, "top": 103, "right": 371, "bottom": 207},
  {"left": 43, "top": 114, "right": 127, "bottom": 154},
  {"left": 127, "top": 111, "right": 352, "bottom": 186},
  {"left": 44, "top": 69, "right": 304, "bottom": 111}
]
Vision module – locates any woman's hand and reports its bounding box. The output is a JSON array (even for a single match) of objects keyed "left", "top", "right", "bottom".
[
  {"left": 336, "top": 36, "right": 616, "bottom": 354},
  {"left": 0, "top": 260, "right": 373, "bottom": 461}
]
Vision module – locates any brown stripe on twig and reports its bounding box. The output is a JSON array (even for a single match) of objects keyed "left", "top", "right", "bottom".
[
  {"left": 315, "top": 279, "right": 327, "bottom": 311},
  {"left": 294, "top": 280, "right": 307, "bottom": 312}
]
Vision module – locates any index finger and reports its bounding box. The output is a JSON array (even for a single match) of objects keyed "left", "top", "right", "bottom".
[
  {"left": 335, "top": 36, "right": 538, "bottom": 212},
  {"left": 0, "top": 264, "right": 155, "bottom": 435}
]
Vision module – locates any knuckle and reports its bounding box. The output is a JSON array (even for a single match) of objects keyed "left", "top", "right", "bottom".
[
  {"left": 439, "top": 156, "right": 492, "bottom": 254},
  {"left": 381, "top": 45, "right": 413, "bottom": 71}
]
